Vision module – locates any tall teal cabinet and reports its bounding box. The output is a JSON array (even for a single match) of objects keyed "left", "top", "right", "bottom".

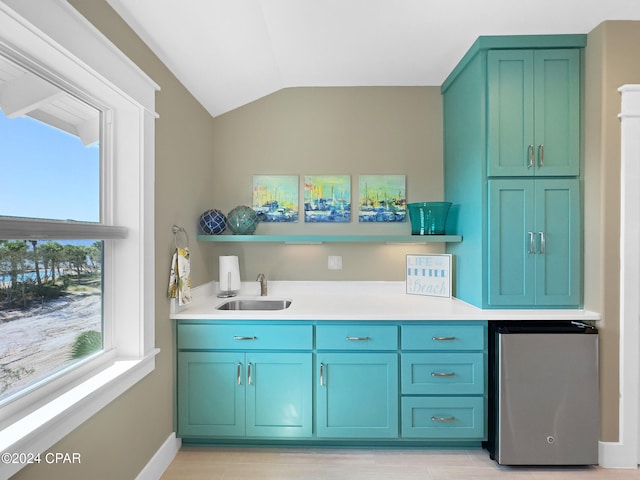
[{"left": 443, "top": 35, "right": 585, "bottom": 309}]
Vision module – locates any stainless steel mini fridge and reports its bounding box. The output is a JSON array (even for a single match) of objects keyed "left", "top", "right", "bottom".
[{"left": 488, "top": 321, "right": 599, "bottom": 465}]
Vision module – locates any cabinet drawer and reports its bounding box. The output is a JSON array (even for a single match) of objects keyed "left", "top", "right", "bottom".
[
  {"left": 401, "top": 396, "right": 485, "bottom": 439},
  {"left": 177, "top": 324, "right": 313, "bottom": 350},
  {"left": 402, "top": 324, "right": 485, "bottom": 351},
  {"left": 316, "top": 325, "right": 398, "bottom": 351},
  {"left": 401, "top": 353, "right": 485, "bottom": 395}
]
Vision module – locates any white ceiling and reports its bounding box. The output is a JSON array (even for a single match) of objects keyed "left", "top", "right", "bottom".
[{"left": 107, "top": 0, "right": 640, "bottom": 117}]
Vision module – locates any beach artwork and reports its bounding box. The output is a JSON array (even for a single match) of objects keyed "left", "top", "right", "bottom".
[
  {"left": 304, "top": 175, "right": 351, "bottom": 223},
  {"left": 358, "top": 175, "right": 406, "bottom": 222},
  {"left": 252, "top": 175, "right": 299, "bottom": 222}
]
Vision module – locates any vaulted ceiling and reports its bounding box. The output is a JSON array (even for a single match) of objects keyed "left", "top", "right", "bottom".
[{"left": 107, "top": 0, "right": 640, "bottom": 117}]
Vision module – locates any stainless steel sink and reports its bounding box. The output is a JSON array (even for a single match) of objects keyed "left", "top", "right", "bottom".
[{"left": 215, "top": 299, "right": 292, "bottom": 311}]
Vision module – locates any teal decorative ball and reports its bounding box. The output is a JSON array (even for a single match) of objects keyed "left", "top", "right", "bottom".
[
  {"left": 199, "top": 209, "right": 227, "bottom": 235},
  {"left": 227, "top": 206, "right": 259, "bottom": 235}
]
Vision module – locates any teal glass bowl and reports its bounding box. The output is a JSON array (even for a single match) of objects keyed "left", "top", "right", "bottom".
[{"left": 407, "top": 202, "right": 452, "bottom": 235}]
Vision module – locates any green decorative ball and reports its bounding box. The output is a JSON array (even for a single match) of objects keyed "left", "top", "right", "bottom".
[{"left": 227, "top": 206, "right": 259, "bottom": 234}]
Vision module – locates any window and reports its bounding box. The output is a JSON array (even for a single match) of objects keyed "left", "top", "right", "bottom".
[
  {"left": 0, "top": 62, "right": 106, "bottom": 402},
  {"left": 0, "top": 2, "right": 158, "bottom": 477}
]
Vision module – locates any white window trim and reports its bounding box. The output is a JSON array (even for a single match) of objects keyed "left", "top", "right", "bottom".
[{"left": 0, "top": 2, "right": 159, "bottom": 477}]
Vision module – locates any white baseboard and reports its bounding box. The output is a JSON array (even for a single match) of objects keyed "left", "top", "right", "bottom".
[
  {"left": 136, "top": 432, "right": 181, "bottom": 480},
  {"left": 599, "top": 440, "right": 639, "bottom": 469}
]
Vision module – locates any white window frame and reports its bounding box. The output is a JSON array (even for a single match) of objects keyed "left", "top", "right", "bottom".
[{"left": 0, "top": 2, "right": 158, "bottom": 477}]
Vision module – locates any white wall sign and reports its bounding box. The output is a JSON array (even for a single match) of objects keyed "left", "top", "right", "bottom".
[{"left": 406, "top": 254, "right": 452, "bottom": 298}]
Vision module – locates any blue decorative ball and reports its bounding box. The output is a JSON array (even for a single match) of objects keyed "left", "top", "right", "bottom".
[
  {"left": 199, "top": 209, "right": 227, "bottom": 235},
  {"left": 227, "top": 206, "right": 259, "bottom": 235}
]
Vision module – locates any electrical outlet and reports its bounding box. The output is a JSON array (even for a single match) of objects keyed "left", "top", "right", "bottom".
[{"left": 328, "top": 255, "right": 342, "bottom": 270}]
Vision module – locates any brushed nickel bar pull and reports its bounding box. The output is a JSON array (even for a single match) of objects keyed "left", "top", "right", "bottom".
[
  {"left": 431, "top": 372, "right": 456, "bottom": 377},
  {"left": 528, "top": 231, "right": 535, "bottom": 254},
  {"left": 528, "top": 145, "right": 535, "bottom": 168},
  {"left": 431, "top": 416, "right": 456, "bottom": 423},
  {"left": 539, "top": 144, "right": 544, "bottom": 166},
  {"left": 247, "top": 363, "right": 252, "bottom": 385},
  {"left": 432, "top": 336, "right": 456, "bottom": 341},
  {"left": 346, "top": 336, "right": 370, "bottom": 341},
  {"left": 233, "top": 336, "right": 257, "bottom": 341},
  {"left": 539, "top": 231, "right": 546, "bottom": 254},
  {"left": 320, "top": 363, "right": 325, "bottom": 387},
  {"left": 237, "top": 362, "right": 242, "bottom": 385}
]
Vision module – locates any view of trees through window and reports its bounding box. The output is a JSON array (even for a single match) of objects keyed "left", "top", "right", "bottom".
[
  {"left": 0, "top": 53, "right": 104, "bottom": 403},
  {"left": 0, "top": 240, "right": 103, "bottom": 402}
]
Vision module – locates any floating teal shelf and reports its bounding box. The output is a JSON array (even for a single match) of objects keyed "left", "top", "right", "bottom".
[{"left": 196, "top": 234, "right": 462, "bottom": 244}]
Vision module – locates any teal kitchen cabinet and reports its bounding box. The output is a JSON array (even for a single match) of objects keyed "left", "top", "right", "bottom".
[
  {"left": 176, "top": 321, "right": 489, "bottom": 446},
  {"left": 178, "top": 351, "right": 244, "bottom": 437},
  {"left": 400, "top": 323, "right": 487, "bottom": 440},
  {"left": 443, "top": 35, "right": 585, "bottom": 309},
  {"left": 488, "top": 178, "right": 581, "bottom": 307},
  {"left": 315, "top": 325, "right": 399, "bottom": 438},
  {"left": 487, "top": 49, "right": 580, "bottom": 177},
  {"left": 177, "top": 323, "right": 313, "bottom": 439}
]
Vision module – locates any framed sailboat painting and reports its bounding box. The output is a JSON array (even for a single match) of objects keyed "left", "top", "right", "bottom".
[
  {"left": 252, "top": 175, "right": 299, "bottom": 222},
  {"left": 303, "top": 175, "right": 351, "bottom": 223},
  {"left": 358, "top": 175, "right": 406, "bottom": 222}
]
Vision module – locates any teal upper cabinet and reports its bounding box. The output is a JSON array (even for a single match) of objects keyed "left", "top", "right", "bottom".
[
  {"left": 443, "top": 35, "right": 585, "bottom": 309},
  {"left": 487, "top": 49, "right": 580, "bottom": 177}
]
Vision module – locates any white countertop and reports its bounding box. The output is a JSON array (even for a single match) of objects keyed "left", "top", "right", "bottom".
[{"left": 170, "top": 281, "right": 601, "bottom": 322}]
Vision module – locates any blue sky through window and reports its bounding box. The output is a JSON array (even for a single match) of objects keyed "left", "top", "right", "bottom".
[{"left": 0, "top": 108, "right": 100, "bottom": 222}]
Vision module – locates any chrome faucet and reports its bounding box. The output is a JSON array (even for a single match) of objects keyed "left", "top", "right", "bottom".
[{"left": 256, "top": 273, "right": 267, "bottom": 296}]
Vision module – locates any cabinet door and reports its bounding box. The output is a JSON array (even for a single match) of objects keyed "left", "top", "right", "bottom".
[
  {"left": 245, "top": 353, "right": 312, "bottom": 438},
  {"left": 534, "top": 179, "right": 581, "bottom": 306},
  {"left": 487, "top": 49, "right": 580, "bottom": 177},
  {"left": 316, "top": 353, "right": 398, "bottom": 438},
  {"left": 177, "top": 352, "right": 245, "bottom": 437},
  {"left": 489, "top": 179, "right": 581, "bottom": 307},
  {"left": 487, "top": 49, "right": 535, "bottom": 177},
  {"left": 488, "top": 179, "right": 536, "bottom": 306},
  {"left": 533, "top": 49, "right": 580, "bottom": 176}
]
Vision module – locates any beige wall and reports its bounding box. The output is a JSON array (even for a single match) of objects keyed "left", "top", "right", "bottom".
[
  {"left": 209, "top": 86, "right": 447, "bottom": 281},
  {"left": 584, "top": 20, "right": 640, "bottom": 442},
  {"left": 10, "top": 3, "right": 640, "bottom": 477},
  {"left": 12, "top": 1, "right": 216, "bottom": 479}
]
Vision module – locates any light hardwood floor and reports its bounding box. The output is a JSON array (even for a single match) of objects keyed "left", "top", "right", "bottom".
[{"left": 160, "top": 447, "right": 640, "bottom": 480}]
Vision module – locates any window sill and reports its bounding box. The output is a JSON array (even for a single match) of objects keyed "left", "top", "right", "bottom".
[{"left": 0, "top": 349, "right": 159, "bottom": 479}]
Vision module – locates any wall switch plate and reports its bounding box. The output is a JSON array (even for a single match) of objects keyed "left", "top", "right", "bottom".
[{"left": 328, "top": 255, "right": 342, "bottom": 270}]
